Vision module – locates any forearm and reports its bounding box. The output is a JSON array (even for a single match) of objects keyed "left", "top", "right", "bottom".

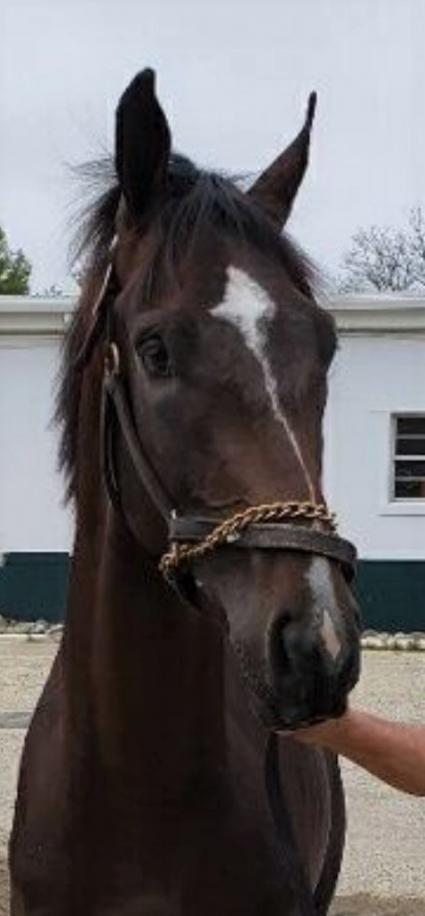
[{"left": 294, "top": 710, "right": 425, "bottom": 797}]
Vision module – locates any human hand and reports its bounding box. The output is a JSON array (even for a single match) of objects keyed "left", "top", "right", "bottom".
[{"left": 278, "top": 709, "right": 352, "bottom": 751}]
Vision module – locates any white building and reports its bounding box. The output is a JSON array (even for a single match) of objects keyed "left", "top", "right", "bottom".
[
  {"left": 325, "top": 296, "right": 425, "bottom": 631},
  {"left": 0, "top": 295, "right": 424, "bottom": 627}
]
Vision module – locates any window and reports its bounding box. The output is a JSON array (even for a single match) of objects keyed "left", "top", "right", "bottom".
[{"left": 393, "top": 415, "right": 425, "bottom": 500}]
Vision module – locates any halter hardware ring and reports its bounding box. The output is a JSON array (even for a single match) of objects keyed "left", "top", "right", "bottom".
[{"left": 104, "top": 341, "right": 121, "bottom": 378}]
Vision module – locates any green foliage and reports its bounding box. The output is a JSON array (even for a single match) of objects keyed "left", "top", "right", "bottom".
[{"left": 0, "top": 225, "right": 32, "bottom": 294}]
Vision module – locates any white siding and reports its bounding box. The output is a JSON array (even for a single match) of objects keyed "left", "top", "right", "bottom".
[
  {"left": 0, "top": 338, "right": 73, "bottom": 552},
  {"left": 324, "top": 334, "right": 425, "bottom": 560}
]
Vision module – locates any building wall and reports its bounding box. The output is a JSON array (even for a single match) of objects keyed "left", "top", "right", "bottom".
[
  {"left": 0, "top": 337, "right": 73, "bottom": 553},
  {"left": 323, "top": 329, "right": 425, "bottom": 631},
  {"left": 0, "top": 297, "right": 424, "bottom": 627},
  {"left": 324, "top": 334, "right": 425, "bottom": 560},
  {"left": 0, "top": 328, "right": 73, "bottom": 621}
]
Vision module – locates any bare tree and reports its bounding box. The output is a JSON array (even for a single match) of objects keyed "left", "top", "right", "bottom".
[{"left": 337, "top": 207, "right": 425, "bottom": 293}]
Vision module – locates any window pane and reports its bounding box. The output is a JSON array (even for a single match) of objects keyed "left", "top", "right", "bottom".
[
  {"left": 395, "top": 479, "right": 425, "bottom": 499},
  {"left": 394, "top": 460, "right": 425, "bottom": 478},
  {"left": 396, "top": 437, "right": 425, "bottom": 456},
  {"left": 396, "top": 417, "right": 425, "bottom": 436}
]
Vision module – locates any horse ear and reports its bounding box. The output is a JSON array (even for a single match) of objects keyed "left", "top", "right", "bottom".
[
  {"left": 115, "top": 68, "right": 171, "bottom": 219},
  {"left": 248, "top": 92, "right": 317, "bottom": 230}
]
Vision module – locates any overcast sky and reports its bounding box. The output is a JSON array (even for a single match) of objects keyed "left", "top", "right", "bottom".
[{"left": 1, "top": 0, "right": 425, "bottom": 293}]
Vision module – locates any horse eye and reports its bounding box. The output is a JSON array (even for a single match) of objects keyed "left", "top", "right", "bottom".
[{"left": 138, "top": 335, "right": 172, "bottom": 378}]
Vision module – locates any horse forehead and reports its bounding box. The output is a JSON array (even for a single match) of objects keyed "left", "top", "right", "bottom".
[
  {"left": 212, "top": 266, "right": 277, "bottom": 351},
  {"left": 212, "top": 266, "right": 317, "bottom": 499}
]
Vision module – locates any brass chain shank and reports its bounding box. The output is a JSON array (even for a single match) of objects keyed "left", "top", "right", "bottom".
[{"left": 159, "top": 501, "right": 337, "bottom": 577}]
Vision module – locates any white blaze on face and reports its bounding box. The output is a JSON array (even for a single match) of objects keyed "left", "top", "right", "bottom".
[
  {"left": 306, "top": 556, "right": 342, "bottom": 661},
  {"left": 213, "top": 266, "right": 315, "bottom": 500}
]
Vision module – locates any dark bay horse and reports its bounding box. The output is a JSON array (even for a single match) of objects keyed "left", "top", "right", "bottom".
[{"left": 10, "top": 70, "right": 361, "bottom": 915}]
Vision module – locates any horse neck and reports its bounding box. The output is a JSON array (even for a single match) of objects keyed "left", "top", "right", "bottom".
[{"left": 63, "top": 361, "right": 226, "bottom": 803}]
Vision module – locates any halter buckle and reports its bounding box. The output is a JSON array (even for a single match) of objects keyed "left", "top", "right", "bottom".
[{"left": 104, "top": 341, "right": 121, "bottom": 377}]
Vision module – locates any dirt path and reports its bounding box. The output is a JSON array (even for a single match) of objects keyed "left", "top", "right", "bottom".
[
  {"left": 331, "top": 900, "right": 425, "bottom": 915},
  {"left": 0, "top": 859, "right": 8, "bottom": 916},
  {"left": 0, "top": 641, "right": 424, "bottom": 914}
]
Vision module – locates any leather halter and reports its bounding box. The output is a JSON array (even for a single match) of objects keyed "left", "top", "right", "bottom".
[
  {"left": 102, "top": 341, "right": 175, "bottom": 522},
  {"left": 88, "top": 239, "right": 357, "bottom": 586},
  {"left": 166, "top": 514, "right": 356, "bottom": 578}
]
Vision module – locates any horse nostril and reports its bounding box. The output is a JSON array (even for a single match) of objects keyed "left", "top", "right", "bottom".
[
  {"left": 277, "top": 626, "right": 290, "bottom": 671},
  {"left": 269, "top": 614, "right": 304, "bottom": 677},
  {"left": 272, "top": 611, "right": 346, "bottom": 681}
]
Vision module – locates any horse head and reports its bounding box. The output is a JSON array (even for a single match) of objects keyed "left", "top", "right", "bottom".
[{"left": 75, "top": 69, "right": 361, "bottom": 731}]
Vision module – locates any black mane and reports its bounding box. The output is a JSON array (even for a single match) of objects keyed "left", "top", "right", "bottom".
[{"left": 57, "top": 154, "right": 316, "bottom": 501}]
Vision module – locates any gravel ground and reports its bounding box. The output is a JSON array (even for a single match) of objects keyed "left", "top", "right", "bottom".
[{"left": 0, "top": 640, "right": 424, "bottom": 915}]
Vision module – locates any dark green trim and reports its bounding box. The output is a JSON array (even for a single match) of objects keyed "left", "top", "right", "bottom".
[
  {"left": 0, "top": 553, "right": 69, "bottom": 622},
  {"left": 355, "top": 560, "right": 424, "bottom": 633},
  {"left": 0, "top": 554, "right": 423, "bottom": 631}
]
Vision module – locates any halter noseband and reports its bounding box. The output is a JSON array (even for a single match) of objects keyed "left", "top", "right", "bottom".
[{"left": 160, "top": 503, "right": 358, "bottom": 579}]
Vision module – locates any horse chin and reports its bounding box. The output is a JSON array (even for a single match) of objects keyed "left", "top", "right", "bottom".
[
  {"left": 252, "top": 689, "right": 348, "bottom": 734},
  {"left": 232, "top": 638, "right": 349, "bottom": 733},
  {"left": 273, "top": 698, "right": 349, "bottom": 734}
]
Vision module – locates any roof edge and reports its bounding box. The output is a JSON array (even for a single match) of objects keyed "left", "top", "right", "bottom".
[{"left": 1, "top": 294, "right": 425, "bottom": 335}]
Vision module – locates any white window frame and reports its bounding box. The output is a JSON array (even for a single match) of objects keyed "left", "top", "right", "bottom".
[{"left": 380, "top": 412, "right": 425, "bottom": 516}]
